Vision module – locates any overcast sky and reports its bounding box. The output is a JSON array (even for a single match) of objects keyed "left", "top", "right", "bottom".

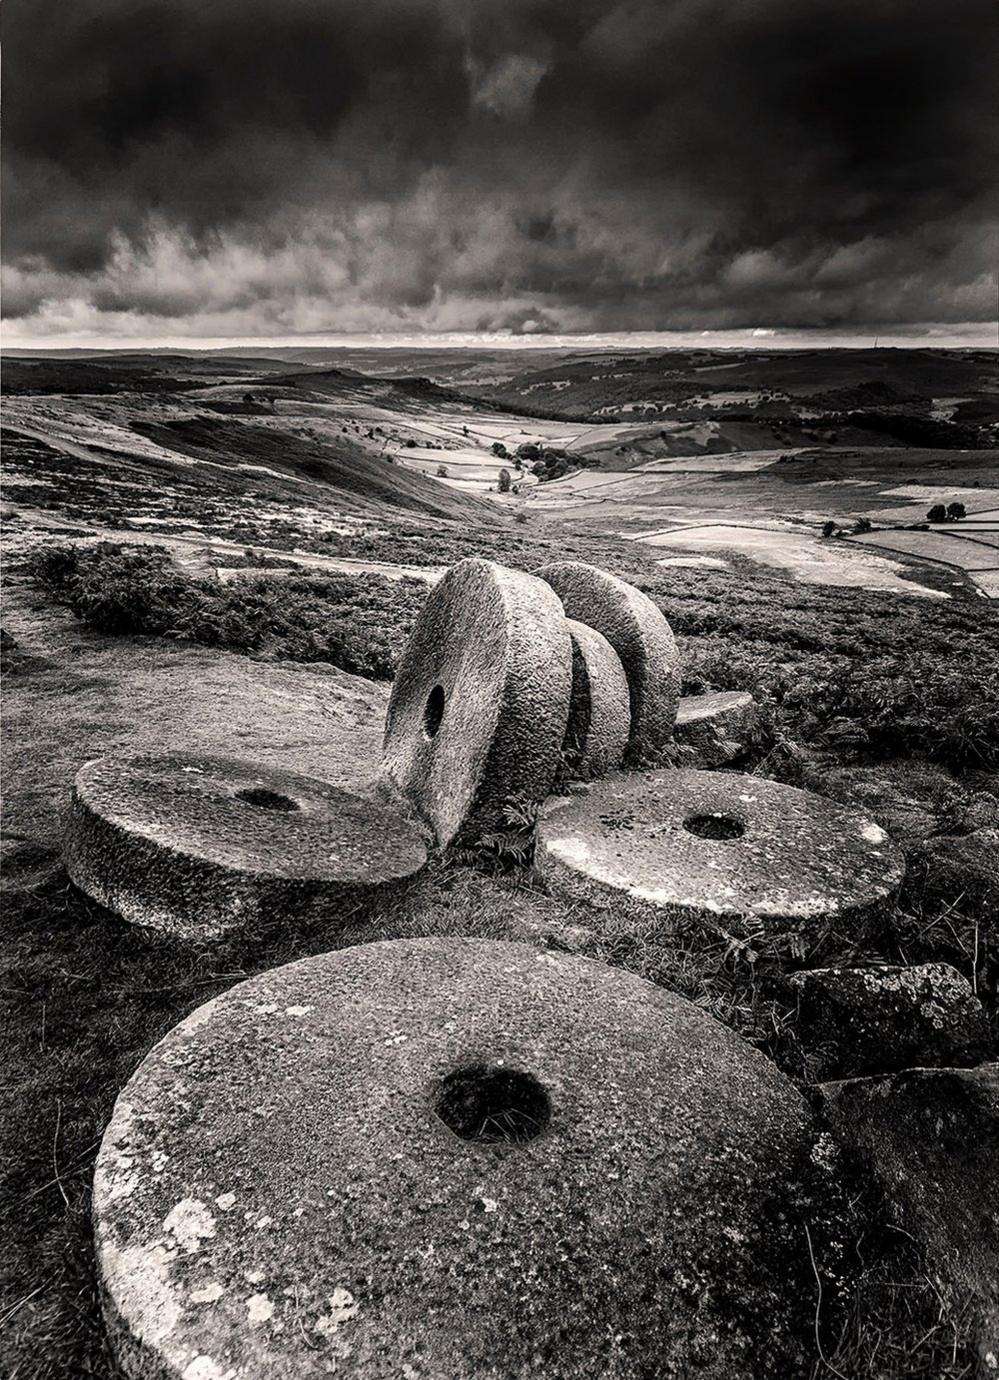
[{"left": 4, "top": 0, "right": 997, "bottom": 345}]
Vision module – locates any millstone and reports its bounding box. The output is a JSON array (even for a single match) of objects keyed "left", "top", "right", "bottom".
[
  {"left": 562, "top": 618, "right": 630, "bottom": 779},
  {"left": 675, "top": 691, "right": 761, "bottom": 768},
  {"left": 383, "top": 558, "right": 572, "bottom": 848},
  {"left": 536, "top": 768, "right": 905, "bottom": 950},
  {"left": 536, "top": 561, "right": 680, "bottom": 764},
  {"left": 93, "top": 937, "right": 837, "bottom": 1380},
  {"left": 65, "top": 752, "right": 428, "bottom": 942}
]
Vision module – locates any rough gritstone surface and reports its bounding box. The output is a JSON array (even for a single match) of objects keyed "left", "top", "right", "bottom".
[
  {"left": 537, "top": 769, "right": 905, "bottom": 950},
  {"left": 674, "top": 691, "right": 761, "bottom": 769},
  {"left": 536, "top": 562, "right": 680, "bottom": 764},
  {"left": 562, "top": 619, "right": 630, "bottom": 780},
  {"left": 789, "top": 962, "right": 992, "bottom": 1080},
  {"left": 94, "top": 938, "right": 841, "bottom": 1380},
  {"left": 65, "top": 753, "right": 429, "bottom": 942},
  {"left": 383, "top": 558, "right": 572, "bottom": 848},
  {"left": 818, "top": 1065, "right": 999, "bottom": 1374}
]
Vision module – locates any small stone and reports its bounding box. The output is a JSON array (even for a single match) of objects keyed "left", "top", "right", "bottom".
[
  {"left": 93, "top": 937, "right": 847, "bottom": 1379},
  {"left": 64, "top": 752, "right": 429, "bottom": 942},
  {"left": 674, "top": 691, "right": 761, "bottom": 769},
  {"left": 561, "top": 619, "right": 630, "bottom": 780},
  {"left": 789, "top": 963, "right": 992, "bottom": 1079},
  {"left": 536, "top": 768, "right": 906, "bottom": 953},
  {"left": 817, "top": 1064, "right": 999, "bottom": 1371},
  {"left": 537, "top": 562, "right": 680, "bottom": 764},
  {"left": 383, "top": 558, "right": 572, "bottom": 848}
]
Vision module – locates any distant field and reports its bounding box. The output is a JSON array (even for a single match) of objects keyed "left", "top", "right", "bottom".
[{"left": 849, "top": 525, "right": 999, "bottom": 596}]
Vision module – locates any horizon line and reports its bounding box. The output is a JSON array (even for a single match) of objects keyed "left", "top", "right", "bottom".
[{"left": 3, "top": 323, "right": 997, "bottom": 353}]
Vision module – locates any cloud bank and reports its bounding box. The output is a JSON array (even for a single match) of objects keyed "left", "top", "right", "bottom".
[{"left": 4, "top": 0, "right": 997, "bottom": 340}]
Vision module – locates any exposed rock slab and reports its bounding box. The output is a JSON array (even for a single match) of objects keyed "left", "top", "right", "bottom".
[
  {"left": 66, "top": 753, "right": 428, "bottom": 942},
  {"left": 536, "top": 768, "right": 905, "bottom": 952},
  {"left": 383, "top": 558, "right": 572, "bottom": 848},
  {"left": 789, "top": 963, "right": 992, "bottom": 1079},
  {"left": 537, "top": 561, "right": 680, "bottom": 764},
  {"left": 2, "top": 589, "right": 388, "bottom": 850},
  {"left": 674, "top": 690, "right": 761, "bottom": 768},
  {"left": 562, "top": 618, "right": 630, "bottom": 780},
  {"left": 818, "top": 1065, "right": 999, "bottom": 1374},
  {"left": 94, "top": 937, "right": 844, "bottom": 1380}
]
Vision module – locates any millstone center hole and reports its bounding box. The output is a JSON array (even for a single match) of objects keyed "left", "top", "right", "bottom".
[
  {"left": 235, "top": 786, "right": 299, "bottom": 813},
  {"left": 434, "top": 1065, "right": 551, "bottom": 1145},
  {"left": 423, "top": 684, "right": 446, "bottom": 738},
  {"left": 683, "top": 812, "right": 745, "bottom": 841}
]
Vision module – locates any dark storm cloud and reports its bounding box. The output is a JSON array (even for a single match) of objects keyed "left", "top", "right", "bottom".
[{"left": 3, "top": 0, "right": 996, "bottom": 335}]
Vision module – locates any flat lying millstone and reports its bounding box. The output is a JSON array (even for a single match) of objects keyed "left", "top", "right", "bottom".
[
  {"left": 537, "top": 561, "right": 680, "bottom": 764},
  {"left": 383, "top": 558, "right": 572, "bottom": 848},
  {"left": 562, "top": 619, "right": 630, "bottom": 779},
  {"left": 65, "top": 753, "right": 428, "bottom": 942},
  {"left": 94, "top": 937, "right": 843, "bottom": 1380},
  {"left": 675, "top": 691, "right": 761, "bottom": 769},
  {"left": 536, "top": 769, "right": 905, "bottom": 950},
  {"left": 789, "top": 962, "right": 992, "bottom": 1080}
]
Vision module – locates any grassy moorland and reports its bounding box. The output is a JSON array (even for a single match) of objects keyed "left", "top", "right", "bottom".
[{"left": 2, "top": 348, "right": 998, "bottom": 1379}]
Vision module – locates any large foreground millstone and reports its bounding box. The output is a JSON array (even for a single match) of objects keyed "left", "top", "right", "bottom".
[
  {"left": 537, "top": 769, "right": 905, "bottom": 952},
  {"left": 65, "top": 753, "right": 429, "bottom": 942},
  {"left": 383, "top": 558, "right": 572, "bottom": 848},
  {"left": 562, "top": 618, "right": 630, "bottom": 779},
  {"left": 94, "top": 938, "right": 843, "bottom": 1380},
  {"left": 536, "top": 561, "right": 680, "bottom": 764}
]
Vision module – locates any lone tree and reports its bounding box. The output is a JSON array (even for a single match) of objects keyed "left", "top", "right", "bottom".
[
  {"left": 821, "top": 520, "right": 837, "bottom": 538},
  {"left": 498, "top": 468, "right": 512, "bottom": 493},
  {"left": 436, "top": 464, "right": 449, "bottom": 477},
  {"left": 947, "top": 501, "right": 967, "bottom": 521},
  {"left": 853, "top": 517, "right": 873, "bottom": 534},
  {"left": 927, "top": 503, "right": 947, "bottom": 522}
]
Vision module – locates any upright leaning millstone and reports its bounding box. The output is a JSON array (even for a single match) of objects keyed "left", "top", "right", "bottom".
[
  {"left": 562, "top": 618, "right": 630, "bottom": 779},
  {"left": 537, "top": 561, "right": 680, "bottom": 763},
  {"left": 537, "top": 769, "right": 905, "bottom": 952},
  {"left": 65, "top": 752, "right": 428, "bottom": 942},
  {"left": 94, "top": 937, "right": 845, "bottom": 1380},
  {"left": 383, "top": 558, "right": 572, "bottom": 847}
]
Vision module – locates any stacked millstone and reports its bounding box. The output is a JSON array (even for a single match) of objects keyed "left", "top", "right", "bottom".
[
  {"left": 93, "top": 937, "right": 852, "bottom": 1380},
  {"left": 382, "top": 557, "right": 696, "bottom": 850}
]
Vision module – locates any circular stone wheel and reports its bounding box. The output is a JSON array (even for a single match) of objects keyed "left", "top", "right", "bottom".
[
  {"left": 94, "top": 938, "right": 835, "bottom": 1380},
  {"left": 537, "top": 768, "right": 905, "bottom": 948},
  {"left": 383, "top": 558, "right": 572, "bottom": 848},
  {"left": 65, "top": 753, "right": 429, "bottom": 942},
  {"left": 536, "top": 561, "right": 680, "bottom": 764},
  {"left": 563, "top": 619, "right": 630, "bottom": 779}
]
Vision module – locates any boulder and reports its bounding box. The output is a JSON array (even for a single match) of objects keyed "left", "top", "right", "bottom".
[
  {"left": 383, "top": 558, "right": 572, "bottom": 848},
  {"left": 789, "top": 963, "right": 991, "bottom": 1079},
  {"left": 536, "top": 768, "right": 906, "bottom": 955},
  {"left": 536, "top": 562, "right": 680, "bottom": 764},
  {"left": 562, "top": 618, "right": 630, "bottom": 780},
  {"left": 920, "top": 829, "right": 999, "bottom": 928},
  {"left": 818, "top": 1065, "right": 999, "bottom": 1375},
  {"left": 674, "top": 690, "right": 761, "bottom": 769},
  {"left": 65, "top": 752, "right": 428, "bottom": 942},
  {"left": 94, "top": 937, "right": 846, "bottom": 1380}
]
